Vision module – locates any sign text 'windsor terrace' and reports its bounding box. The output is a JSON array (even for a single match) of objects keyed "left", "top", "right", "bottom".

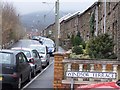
[{"left": 66, "top": 71, "right": 117, "bottom": 79}]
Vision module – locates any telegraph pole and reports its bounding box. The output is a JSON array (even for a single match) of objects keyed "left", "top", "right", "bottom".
[
  {"left": 55, "top": 0, "right": 59, "bottom": 52},
  {"left": 0, "top": 2, "right": 2, "bottom": 49},
  {"left": 104, "top": 0, "right": 106, "bottom": 33}
]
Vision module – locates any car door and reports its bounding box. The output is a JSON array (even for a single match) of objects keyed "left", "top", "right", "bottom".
[
  {"left": 21, "top": 53, "right": 30, "bottom": 80},
  {"left": 17, "top": 53, "right": 30, "bottom": 82}
]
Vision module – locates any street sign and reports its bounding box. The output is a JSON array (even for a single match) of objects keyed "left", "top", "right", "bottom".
[{"left": 66, "top": 71, "right": 117, "bottom": 79}]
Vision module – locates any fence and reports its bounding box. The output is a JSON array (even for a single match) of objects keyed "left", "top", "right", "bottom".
[{"left": 54, "top": 52, "right": 120, "bottom": 89}]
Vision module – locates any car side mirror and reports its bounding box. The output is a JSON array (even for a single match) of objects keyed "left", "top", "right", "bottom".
[
  {"left": 29, "top": 58, "right": 34, "bottom": 63},
  {"left": 39, "top": 56, "right": 43, "bottom": 58}
]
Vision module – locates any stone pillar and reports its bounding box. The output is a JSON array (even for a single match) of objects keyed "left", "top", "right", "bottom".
[
  {"left": 101, "top": 64, "right": 106, "bottom": 82},
  {"left": 102, "top": 64, "right": 106, "bottom": 72},
  {"left": 67, "top": 63, "right": 71, "bottom": 71},
  {"left": 78, "top": 64, "right": 83, "bottom": 81},
  {"left": 117, "top": 65, "right": 120, "bottom": 80},
  {"left": 79, "top": 64, "right": 83, "bottom": 71},
  {"left": 54, "top": 52, "right": 65, "bottom": 88},
  {"left": 112, "top": 65, "right": 118, "bottom": 81},
  {"left": 90, "top": 64, "right": 94, "bottom": 81}
]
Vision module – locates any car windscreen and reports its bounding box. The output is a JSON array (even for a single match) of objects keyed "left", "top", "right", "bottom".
[
  {"left": 0, "top": 52, "right": 14, "bottom": 64},
  {"left": 30, "top": 46, "right": 45, "bottom": 54},
  {"left": 43, "top": 40, "right": 54, "bottom": 47},
  {"left": 21, "top": 50, "right": 31, "bottom": 58}
]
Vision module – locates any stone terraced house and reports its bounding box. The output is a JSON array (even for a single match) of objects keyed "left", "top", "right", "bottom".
[{"left": 44, "top": 1, "right": 120, "bottom": 59}]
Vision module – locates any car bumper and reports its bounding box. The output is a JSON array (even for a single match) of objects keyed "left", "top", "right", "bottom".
[
  {"left": 41, "top": 60, "right": 47, "bottom": 66},
  {"left": 0, "top": 75, "right": 19, "bottom": 88}
]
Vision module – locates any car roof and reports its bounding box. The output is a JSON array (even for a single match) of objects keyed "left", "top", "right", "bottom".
[
  {"left": 30, "top": 44, "right": 46, "bottom": 47},
  {"left": 11, "top": 47, "right": 35, "bottom": 51},
  {"left": 0, "top": 49, "right": 22, "bottom": 55}
]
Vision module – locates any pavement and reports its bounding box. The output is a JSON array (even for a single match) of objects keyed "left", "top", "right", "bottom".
[
  {"left": 23, "top": 61, "right": 54, "bottom": 89},
  {"left": 22, "top": 46, "right": 65, "bottom": 89}
]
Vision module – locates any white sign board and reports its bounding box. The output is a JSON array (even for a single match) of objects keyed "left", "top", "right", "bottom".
[{"left": 66, "top": 71, "right": 117, "bottom": 79}]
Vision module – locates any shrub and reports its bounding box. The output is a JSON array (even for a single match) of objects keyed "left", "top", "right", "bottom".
[
  {"left": 72, "top": 46, "right": 83, "bottom": 55},
  {"left": 86, "top": 33, "right": 117, "bottom": 59}
]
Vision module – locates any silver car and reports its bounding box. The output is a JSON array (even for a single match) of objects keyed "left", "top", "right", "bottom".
[{"left": 29, "top": 44, "right": 50, "bottom": 67}]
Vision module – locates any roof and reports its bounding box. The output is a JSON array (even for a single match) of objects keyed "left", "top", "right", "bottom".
[
  {"left": 59, "top": 13, "right": 72, "bottom": 23},
  {"left": 0, "top": 49, "right": 21, "bottom": 55},
  {"left": 76, "top": 81, "right": 119, "bottom": 89},
  {"left": 78, "top": 2, "right": 98, "bottom": 17},
  {"left": 45, "top": 11, "right": 80, "bottom": 29},
  {"left": 63, "top": 11, "right": 80, "bottom": 23},
  {"left": 11, "top": 47, "right": 34, "bottom": 52},
  {"left": 30, "top": 44, "right": 46, "bottom": 47}
]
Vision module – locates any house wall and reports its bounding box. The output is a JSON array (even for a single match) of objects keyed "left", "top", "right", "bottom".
[
  {"left": 97, "top": 2, "right": 119, "bottom": 56},
  {"left": 44, "top": 1, "right": 120, "bottom": 57}
]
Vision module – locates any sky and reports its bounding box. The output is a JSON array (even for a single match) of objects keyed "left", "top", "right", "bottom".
[{"left": 3, "top": 0, "right": 98, "bottom": 15}]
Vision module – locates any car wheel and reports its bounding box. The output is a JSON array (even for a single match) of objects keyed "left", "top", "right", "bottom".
[
  {"left": 33, "top": 69, "right": 36, "bottom": 77},
  {"left": 39, "top": 65, "right": 42, "bottom": 73},
  {"left": 28, "top": 72, "right": 32, "bottom": 82},
  {"left": 47, "top": 61, "right": 49, "bottom": 65},
  {"left": 18, "top": 77, "right": 22, "bottom": 89}
]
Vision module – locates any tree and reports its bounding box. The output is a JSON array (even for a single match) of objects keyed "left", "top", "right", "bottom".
[
  {"left": 71, "top": 31, "right": 85, "bottom": 55},
  {"left": 87, "top": 33, "right": 117, "bottom": 59},
  {"left": 70, "top": 34, "right": 74, "bottom": 46},
  {"left": 89, "top": 12, "right": 95, "bottom": 37},
  {"left": 2, "top": 2, "right": 24, "bottom": 48},
  {"left": 72, "top": 31, "right": 83, "bottom": 46}
]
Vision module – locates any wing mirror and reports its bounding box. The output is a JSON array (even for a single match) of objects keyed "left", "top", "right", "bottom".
[{"left": 39, "top": 56, "right": 43, "bottom": 58}]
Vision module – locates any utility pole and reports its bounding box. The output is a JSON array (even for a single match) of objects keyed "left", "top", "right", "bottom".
[
  {"left": 104, "top": 0, "right": 106, "bottom": 33},
  {"left": 0, "top": 3, "right": 2, "bottom": 49},
  {"left": 55, "top": 0, "right": 59, "bottom": 52}
]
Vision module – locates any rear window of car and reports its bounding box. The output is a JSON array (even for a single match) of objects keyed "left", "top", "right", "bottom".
[{"left": 0, "top": 52, "right": 14, "bottom": 64}]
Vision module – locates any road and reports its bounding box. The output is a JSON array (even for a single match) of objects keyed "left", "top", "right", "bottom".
[{"left": 11, "top": 39, "right": 65, "bottom": 89}]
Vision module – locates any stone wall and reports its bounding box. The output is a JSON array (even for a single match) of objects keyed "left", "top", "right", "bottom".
[
  {"left": 54, "top": 52, "right": 120, "bottom": 89},
  {"left": 117, "top": 1, "right": 120, "bottom": 60}
]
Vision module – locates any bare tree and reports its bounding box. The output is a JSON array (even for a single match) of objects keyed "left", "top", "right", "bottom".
[{"left": 2, "top": 2, "right": 25, "bottom": 48}]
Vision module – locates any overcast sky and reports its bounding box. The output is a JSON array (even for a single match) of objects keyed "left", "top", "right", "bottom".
[{"left": 4, "top": 0, "right": 98, "bottom": 15}]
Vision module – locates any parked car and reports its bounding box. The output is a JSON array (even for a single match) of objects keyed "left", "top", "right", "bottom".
[
  {"left": 29, "top": 44, "right": 50, "bottom": 67},
  {"left": 42, "top": 38, "right": 55, "bottom": 56},
  {"left": 14, "top": 39, "right": 40, "bottom": 48},
  {"left": 0, "top": 49, "right": 31, "bottom": 89},
  {"left": 76, "top": 81, "right": 120, "bottom": 90},
  {"left": 11, "top": 47, "right": 42, "bottom": 77}
]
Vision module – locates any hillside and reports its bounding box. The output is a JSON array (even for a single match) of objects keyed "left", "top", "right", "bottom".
[{"left": 20, "top": 10, "right": 74, "bottom": 31}]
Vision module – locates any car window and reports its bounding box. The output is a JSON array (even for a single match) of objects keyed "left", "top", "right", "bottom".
[
  {"left": 17, "top": 53, "right": 27, "bottom": 63},
  {"left": 32, "top": 50, "right": 39, "bottom": 59},
  {"left": 0, "top": 52, "right": 13, "bottom": 64},
  {"left": 13, "top": 49, "right": 31, "bottom": 58},
  {"left": 22, "top": 50, "right": 31, "bottom": 58},
  {"left": 21, "top": 53, "right": 28, "bottom": 62}
]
